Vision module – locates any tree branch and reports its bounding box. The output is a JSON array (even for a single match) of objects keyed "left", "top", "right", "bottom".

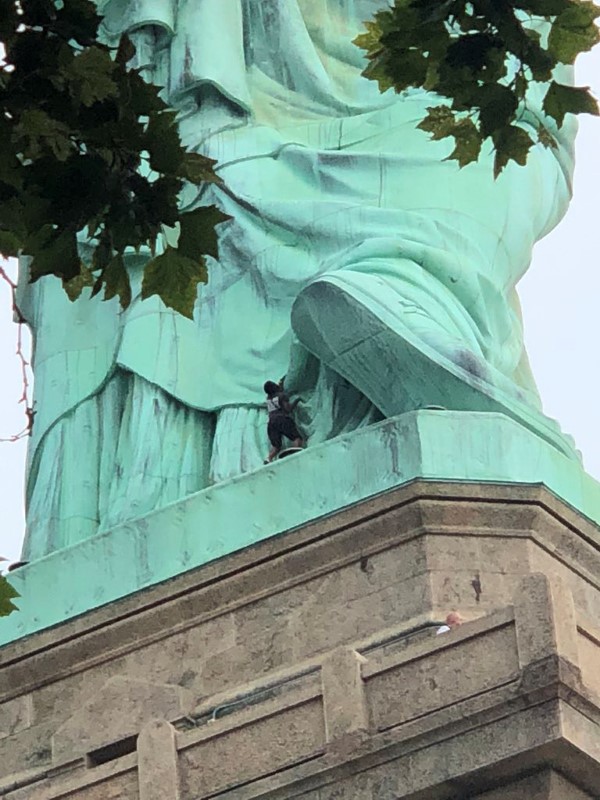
[{"left": 0, "top": 264, "right": 34, "bottom": 441}]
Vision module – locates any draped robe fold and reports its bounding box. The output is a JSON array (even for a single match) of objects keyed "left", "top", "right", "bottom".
[{"left": 20, "top": 0, "right": 578, "bottom": 559}]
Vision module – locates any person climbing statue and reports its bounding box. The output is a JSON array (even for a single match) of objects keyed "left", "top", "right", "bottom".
[
  {"left": 263, "top": 381, "right": 304, "bottom": 463},
  {"left": 18, "top": 0, "right": 580, "bottom": 560}
]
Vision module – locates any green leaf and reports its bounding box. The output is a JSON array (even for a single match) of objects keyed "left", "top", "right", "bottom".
[
  {"left": 179, "top": 152, "right": 222, "bottom": 185},
  {"left": 418, "top": 107, "right": 483, "bottom": 167},
  {"left": 63, "top": 264, "right": 95, "bottom": 301},
  {"left": 445, "top": 118, "right": 483, "bottom": 167},
  {"left": 446, "top": 33, "right": 502, "bottom": 73},
  {"left": 538, "top": 125, "right": 559, "bottom": 149},
  {"left": 382, "top": 48, "right": 429, "bottom": 92},
  {"left": 178, "top": 206, "right": 231, "bottom": 261},
  {"left": 26, "top": 227, "right": 81, "bottom": 282},
  {"left": 91, "top": 234, "right": 113, "bottom": 273},
  {"left": 543, "top": 81, "right": 599, "bottom": 127},
  {"left": 0, "top": 230, "right": 23, "bottom": 258},
  {"left": 493, "top": 125, "right": 535, "bottom": 178},
  {"left": 53, "top": 0, "right": 101, "bottom": 46},
  {"left": 521, "top": 36, "right": 555, "bottom": 82},
  {"left": 362, "top": 54, "right": 396, "bottom": 93},
  {"left": 144, "top": 111, "right": 183, "bottom": 174},
  {"left": 477, "top": 84, "right": 519, "bottom": 138},
  {"left": 417, "top": 105, "right": 456, "bottom": 140},
  {"left": 13, "top": 110, "right": 73, "bottom": 161},
  {"left": 548, "top": 2, "right": 600, "bottom": 64},
  {"left": 122, "top": 70, "right": 167, "bottom": 116},
  {"left": 116, "top": 33, "right": 136, "bottom": 66},
  {"left": 61, "top": 46, "right": 118, "bottom": 107},
  {"left": 353, "top": 20, "right": 384, "bottom": 57},
  {"left": 101, "top": 253, "right": 132, "bottom": 308},
  {"left": 141, "top": 247, "right": 208, "bottom": 319},
  {"left": 0, "top": 574, "right": 19, "bottom": 617},
  {"left": 0, "top": 198, "right": 29, "bottom": 242}
]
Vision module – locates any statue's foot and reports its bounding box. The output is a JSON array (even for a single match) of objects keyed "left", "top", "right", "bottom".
[{"left": 291, "top": 275, "right": 578, "bottom": 460}]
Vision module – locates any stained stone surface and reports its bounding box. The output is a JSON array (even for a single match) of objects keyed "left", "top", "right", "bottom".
[
  {"left": 1, "top": 482, "right": 599, "bottom": 799},
  {"left": 474, "top": 772, "right": 595, "bottom": 799}
]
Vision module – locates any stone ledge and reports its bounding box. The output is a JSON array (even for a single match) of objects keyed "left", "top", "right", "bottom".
[
  {"left": 3, "top": 410, "right": 600, "bottom": 646},
  {"left": 2, "top": 483, "right": 600, "bottom": 708}
]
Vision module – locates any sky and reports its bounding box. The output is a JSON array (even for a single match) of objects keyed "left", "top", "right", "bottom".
[{"left": 1, "top": 49, "right": 599, "bottom": 563}]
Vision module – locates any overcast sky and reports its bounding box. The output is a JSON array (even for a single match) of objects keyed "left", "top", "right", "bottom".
[{"left": 1, "top": 49, "right": 599, "bottom": 563}]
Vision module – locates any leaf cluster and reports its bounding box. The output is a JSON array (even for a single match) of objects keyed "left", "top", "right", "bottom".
[
  {"left": 0, "top": 0, "right": 230, "bottom": 317},
  {"left": 355, "top": 0, "right": 600, "bottom": 176}
]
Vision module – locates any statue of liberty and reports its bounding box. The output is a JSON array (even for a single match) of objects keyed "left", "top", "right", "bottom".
[{"left": 19, "top": 0, "right": 578, "bottom": 560}]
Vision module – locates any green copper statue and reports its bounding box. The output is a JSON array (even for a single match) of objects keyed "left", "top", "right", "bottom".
[{"left": 19, "top": 0, "right": 578, "bottom": 560}]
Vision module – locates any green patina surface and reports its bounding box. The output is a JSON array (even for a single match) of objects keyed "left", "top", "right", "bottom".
[
  {"left": 2, "top": 410, "right": 599, "bottom": 648},
  {"left": 14, "top": 2, "right": 584, "bottom": 602}
]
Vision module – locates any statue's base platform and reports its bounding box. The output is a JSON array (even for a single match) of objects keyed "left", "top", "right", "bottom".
[
  {"left": 1, "top": 476, "right": 600, "bottom": 798},
  {"left": 2, "top": 409, "right": 600, "bottom": 646}
]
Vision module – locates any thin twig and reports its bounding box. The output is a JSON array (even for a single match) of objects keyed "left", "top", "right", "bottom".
[{"left": 0, "top": 264, "right": 34, "bottom": 441}]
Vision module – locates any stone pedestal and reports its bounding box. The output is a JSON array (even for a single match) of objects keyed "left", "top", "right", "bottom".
[{"left": 1, "top": 481, "right": 599, "bottom": 799}]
